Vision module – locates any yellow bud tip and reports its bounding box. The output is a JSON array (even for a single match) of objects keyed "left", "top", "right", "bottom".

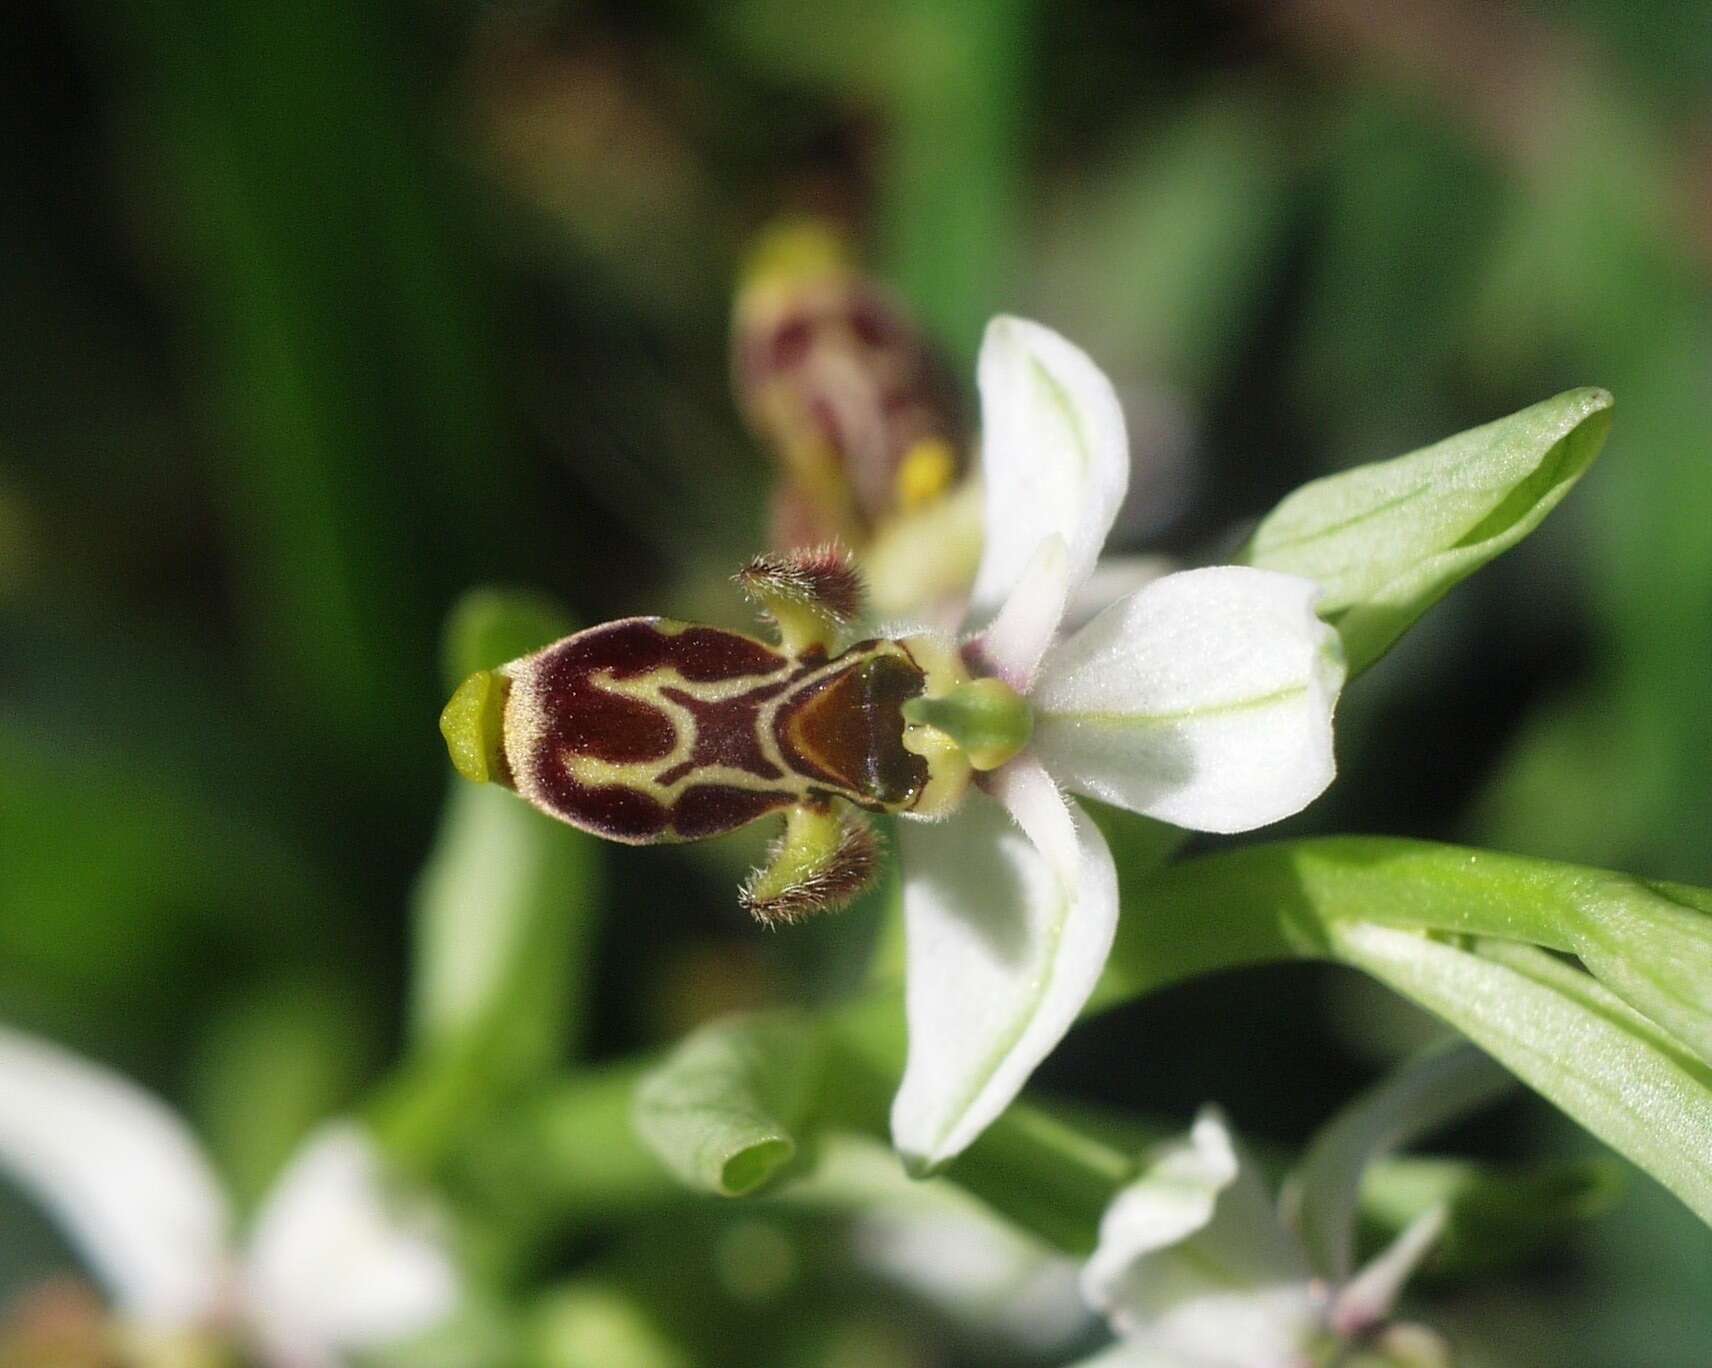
[
  {"left": 739, "top": 217, "right": 855, "bottom": 294},
  {"left": 894, "top": 438, "right": 957, "bottom": 512},
  {"left": 439, "top": 670, "right": 507, "bottom": 785}
]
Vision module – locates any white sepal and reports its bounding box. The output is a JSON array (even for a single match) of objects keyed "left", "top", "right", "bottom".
[
  {"left": 0, "top": 1026, "right": 232, "bottom": 1329},
  {"left": 1032, "top": 566, "right": 1344, "bottom": 833},
  {"left": 242, "top": 1123, "right": 460, "bottom": 1368},
  {"left": 891, "top": 759, "right": 1117, "bottom": 1173},
  {"left": 1328, "top": 1203, "right": 1447, "bottom": 1339},
  {"left": 1081, "top": 1108, "right": 1317, "bottom": 1368},
  {"left": 967, "top": 317, "right": 1130, "bottom": 627},
  {"left": 973, "top": 535, "right": 1070, "bottom": 689}
]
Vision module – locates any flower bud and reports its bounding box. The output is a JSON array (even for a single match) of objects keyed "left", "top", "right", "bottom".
[{"left": 732, "top": 218, "right": 968, "bottom": 549}]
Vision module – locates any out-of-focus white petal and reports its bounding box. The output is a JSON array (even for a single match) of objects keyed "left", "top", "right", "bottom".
[
  {"left": 855, "top": 1207, "right": 1087, "bottom": 1352},
  {"left": 890, "top": 758, "right": 1117, "bottom": 1173},
  {"left": 1032, "top": 566, "right": 1344, "bottom": 834},
  {"left": 1328, "top": 1204, "right": 1447, "bottom": 1339},
  {"left": 1082, "top": 1109, "right": 1317, "bottom": 1368},
  {"left": 974, "top": 535, "right": 1069, "bottom": 689},
  {"left": 789, "top": 1133, "right": 1091, "bottom": 1352},
  {"left": 0, "top": 1027, "right": 231, "bottom": 1329},
  {"left": 967, "top": 317, "right": 1129, "bottom": 627},
  {"left": 1066, "top": 1339, "right": 1218, "bottom": 1368},
  {"left": 242, "top": 1123, "right": 459, "bottom": 1368}
]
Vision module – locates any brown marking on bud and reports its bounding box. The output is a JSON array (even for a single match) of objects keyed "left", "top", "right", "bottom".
[
  {"left": 733, "top": 267, "right": 968, "bottom": 545},
  {"left": 740, "top": 815, "right": 880, "bottom": 927},
  {"left": 737, "top": 544, "right": 865, "bottom": 625}
]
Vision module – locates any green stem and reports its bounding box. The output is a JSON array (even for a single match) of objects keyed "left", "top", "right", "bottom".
[
  {"left": 458, "top": 836, "right": 1712, "bottom": 1252},
  {"left": 1099, "top": 837, "right": 1712, "bottom": 1066}
]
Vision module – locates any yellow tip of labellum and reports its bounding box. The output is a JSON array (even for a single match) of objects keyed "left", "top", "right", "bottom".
[{"left": 439, "top": 669, "right": 508, "bottom": 784}]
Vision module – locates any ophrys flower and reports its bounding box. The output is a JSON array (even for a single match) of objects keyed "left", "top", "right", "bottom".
[
  {"left": 441, "top": 316, "right": 1344, "bottom": 1168},
  {"left": 1074, "top": 1046, "right": 1508, "bottom": 1367},
  {"left": 887, "top": 316, "right": 1345, "bottom": 1169}
]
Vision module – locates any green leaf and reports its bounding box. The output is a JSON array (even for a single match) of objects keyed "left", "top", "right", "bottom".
[
  {"left": 1362, "top": 1154, "right": 1622, "bottom": 1278},
  {"left": 633, "top": 1012, "right": 823, "bottom": 1197},
  {"left": 1328, "top": 927, "right": 1712, "bottom": 1226},
  {"left": 1567, "top": 878, "right": 1712, "bottom": 1069},
  {"left": 1094, "top": 837, "right": 1712, "bottom": 1228},
  {"left": 1244, "top": 388, "right": 1613, "bottom": 674},
  {"left": 1108, "top": 837, "right": 1712, "bottom": 1075},
  {"left": 410, "top": 786, "right": 600, "bottom": 1069},
  {"left": 1225, "top": 839, "right": 1712, "bottom": 1072},
  {"left": 375, "top": 590, "right": 597, "bottom": 1175}
]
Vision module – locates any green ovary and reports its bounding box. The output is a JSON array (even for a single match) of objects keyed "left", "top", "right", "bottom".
[{"left": 902, "top": 677, "right": 1033, "bottom": 773}]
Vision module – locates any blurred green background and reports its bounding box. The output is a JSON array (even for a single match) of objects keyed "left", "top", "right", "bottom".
[{"left": 3, "top": 1, "right": 1710, "bottom": 1363}]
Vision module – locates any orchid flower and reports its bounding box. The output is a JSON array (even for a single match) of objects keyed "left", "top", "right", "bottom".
[
  {"left": 888, "top": 317, "right": 1344, "bottom": 1170},
  {"left": 0, "top": 1026, "right": 459, "bottom": 1367},
  {"left": 1076, "top": 1046, "right": 1510, "bottom": 1367},
  {"left": 440, "top": 316, "right": 1342, "bottom": 1174},
  {"left": 1076, "top": 1108, "right": 1451, "bottom": 1368}
]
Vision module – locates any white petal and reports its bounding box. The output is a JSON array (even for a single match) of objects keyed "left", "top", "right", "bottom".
[
  {"left": 855, "top": 1206, "right": 1087, "bottom": 1352},
  {"left": 1328, "top": 1204, "right": 1447, "bottom": 1338},
  {"left": 1082, "top": 1108, "right": 1317, "bottom": 1367},
  {"left": 890, "top": 758, "right": 1118, "bottom": 1172},
  {"left": 967, "top": 317, "right": 1129, "bottom": 627},
  {"left": 1062, "top": 554, "right": 1176, "bottom": 635},
  {"left": 1032, "top": 566, "right": 1345, "bottom": 833},
  {"left": 974, "top": 535, "right": 1069, "bottom": 689},
  {"left": 242, "top": 1123, "right": 459, "bottom": 1367},
  {"left": 0, "top": 1027, "right": 232, "bottom": 1328},
  {"left": 1066, "top": 1339, "right": 1222, "bottom": 1368}
]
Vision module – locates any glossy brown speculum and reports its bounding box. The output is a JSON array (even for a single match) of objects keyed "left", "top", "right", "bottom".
[{"left": 500, "top": 618, "right": 928, "bottom": 844}]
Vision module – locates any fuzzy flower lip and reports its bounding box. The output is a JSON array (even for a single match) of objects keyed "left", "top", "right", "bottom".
[
  {"left": 0, "top": 1025, "right": 459, "bottom": 1367},
  {"left": 890, "top": 316, "right": 1346, "bottom": 1173}
]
